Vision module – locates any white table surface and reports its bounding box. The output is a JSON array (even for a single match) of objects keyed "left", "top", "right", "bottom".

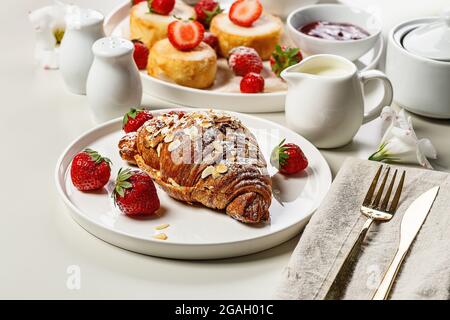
[{"left": 1, "top": 0, "right": 449, "bottom": 299}]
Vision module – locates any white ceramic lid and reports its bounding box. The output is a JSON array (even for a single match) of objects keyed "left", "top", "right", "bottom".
[
  {"left": 66, "top": 7, "right": 104, "bottom": 29},
  {"left": 403, "top": 10, "right": 450, "bottom": 61},
  {"left": 92, "top": 37, "right": 133, "bottom": 57}
]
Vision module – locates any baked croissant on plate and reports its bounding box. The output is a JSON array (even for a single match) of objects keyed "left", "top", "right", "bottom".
[{"left": 118, "top": 110, "right": 272, "bottom": 224}]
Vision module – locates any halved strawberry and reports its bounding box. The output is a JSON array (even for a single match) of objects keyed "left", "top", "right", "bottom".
[
  {"left": 168, "top": 19, "right": 205, "bottom": 51},
  {"left": 229, "top": 0, "right": 262, "bottom": 27}
]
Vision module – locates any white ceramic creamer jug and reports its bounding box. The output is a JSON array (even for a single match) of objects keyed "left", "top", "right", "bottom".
[
  {"left": 86, "top": 37, "right": 142, "bottom": 123},
  {"left": 282, "top": 54, "right": 393, "bottom": 148},
  {"left": 59, "top": 8, "right": 105, "bottom": 95}
]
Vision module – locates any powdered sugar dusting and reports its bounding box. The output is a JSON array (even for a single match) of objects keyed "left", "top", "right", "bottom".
[{"left": 228, "top": 46, "right": 261, "bottom": 70}]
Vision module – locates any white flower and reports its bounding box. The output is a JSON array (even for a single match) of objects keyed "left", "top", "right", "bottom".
[
  {"left": 28, "top": 1, "right": 72, "bottom": 69},
  {"left": 369, "top": 107, "right": 437, "bottom": 169}
]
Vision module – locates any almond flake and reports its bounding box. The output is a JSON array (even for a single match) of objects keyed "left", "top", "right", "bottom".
[
  {"left": 143, "top": 137, "right": 152, "bottom": 148},
  {"left": 155, "top": 224, "right": 169, "bottom": 230},
  {"left": 168, "top": 139, "right": 180, "bottom": 152},
  {"left": 145, "top": 126, "right": 153, "bottom": 133},
  {"left": 153, "top": 233, "right": 168, "bottom": 240},
  {"left": 213, "top": 141, "right": 223, "bottom": 153},
  {"left": 168, "top": 177, "right": 180, "bottom": 187},
  {"left": 215, "top": 163, "right": 228, "bottom": 174},
  {"left": 164, "top": 117, "right": 174, "bottom": 125},
  {"left": 212, "top": 170, "right": 221, "bottom": 179},
  {"left": 164, "top": 133, "right": 174, "bottom": 143},
  {"left": 149, "top": 135, "right": 163, "bottom": 148},
  {"left": 215, "top": 116, "right": 232, "bottom": 123},
  {"left": 184, "top": 126, "right": 198, "bottom": 140},
  {"left": 156, "top": 143, "right": 162, "bottom": 157},
  {"left": 200, "top": 121, "right": 212, "bottom": 128},
  {"left": 201, "top": 165, "right": 215, "bottom": 179}
]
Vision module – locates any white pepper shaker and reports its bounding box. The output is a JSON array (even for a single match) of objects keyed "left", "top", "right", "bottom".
[
  {"left": 59, "top": 8, "right": 104, "bottom": 95},
  {"left": 86, "top": 37, "right": 143, "bottom": 123}
]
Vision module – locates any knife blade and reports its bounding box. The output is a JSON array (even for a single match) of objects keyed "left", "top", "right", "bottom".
[{"left": 372, "top": 186, "right": 440, "bottom": 300}]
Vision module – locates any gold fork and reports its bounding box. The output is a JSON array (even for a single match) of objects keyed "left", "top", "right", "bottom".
[{"left": 326, "top": 165, "right": 406, "bottom": 299}]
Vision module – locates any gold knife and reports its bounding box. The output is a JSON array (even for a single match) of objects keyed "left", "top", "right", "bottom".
[{"left": 372, "top": 186, "right": 440, "bottom": 300}]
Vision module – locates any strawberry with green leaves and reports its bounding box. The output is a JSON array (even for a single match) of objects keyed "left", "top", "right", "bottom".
[
  {"left": 71, "top": 149, "right": 112, "bottom": 191},
  {"left": 195, "top": 0, "right": 223, "bottom": 28},
  {"left": 229, "top": 0, "right": 262, "bottom": 28},
  {"left": 122, "top": 108, "right": 153, "bottom": 133},
  {"left": 270, "top": 45, "right": 303, "bottom": 77},
  {"left": 270, "top": 139, "right": 308, "bottom": 174},
  {"left": 113, "top": 168, "right": 160, "bottom": 216}
]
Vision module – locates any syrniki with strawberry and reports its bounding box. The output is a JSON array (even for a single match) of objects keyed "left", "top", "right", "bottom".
[
  {"left": 128, "top": 0, "right": 302, "bottom": 94},
  {"left": 130, "top": 0, "right": 195, "bottom": 49},
  {"left": 147, "top": 17, "right": 217, "bottom": 88},
  {"left": 210, "top": 0, "right": 283, "bottom": 59}
]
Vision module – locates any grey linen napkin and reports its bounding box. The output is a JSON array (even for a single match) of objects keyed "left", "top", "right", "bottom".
[{"left": 276, "top": 157, "right": 450, "bottom": 300}]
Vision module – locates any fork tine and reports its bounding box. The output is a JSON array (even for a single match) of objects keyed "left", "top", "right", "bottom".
[
  {"left": 363, "top": 165, "right": 383, "bottom": 206},
  {"left": 388, "top": 171, "right": 406, "bottom": 213},
  {"left": 372, "top": 167, "right": 390, "bottom": 209},
  {"left": 380, "top": 169, "right": 397, "bottom": 211}
]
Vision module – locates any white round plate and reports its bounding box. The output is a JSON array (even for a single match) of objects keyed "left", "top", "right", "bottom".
[
  {"left": 104, "top": 1, "right": 383, "bottom": 113},
  {"left": 55, "top": 109, "right": 331, "bottom": 259}
]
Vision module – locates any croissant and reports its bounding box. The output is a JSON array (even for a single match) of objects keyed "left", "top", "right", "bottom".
[{"left": 118, "top": 110, "right": 272, "bottom": 223}]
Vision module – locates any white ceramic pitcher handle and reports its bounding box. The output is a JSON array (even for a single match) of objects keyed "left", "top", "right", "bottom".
[{"left": 359, "top": 70, "right": 393, "bottom": 124}]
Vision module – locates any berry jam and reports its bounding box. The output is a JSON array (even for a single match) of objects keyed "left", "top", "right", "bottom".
[{"left": 299, "top": 21, "right": 370, "bottom": 41}]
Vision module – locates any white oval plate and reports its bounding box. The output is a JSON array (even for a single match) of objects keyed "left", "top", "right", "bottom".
[
  {"left": 104, "top": 1, "right": 383, "bottom": 113},
  {"left": 55, "top": 110, "right": 331, "bottom": 259}
]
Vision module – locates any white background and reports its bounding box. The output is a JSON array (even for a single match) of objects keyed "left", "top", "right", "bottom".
[{"left": 0, "top": 0, "right": 449, "bottom": 299}]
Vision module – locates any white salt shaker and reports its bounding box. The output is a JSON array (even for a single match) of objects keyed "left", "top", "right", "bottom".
[
  {"left": 86, "top": 37, "right": 143, "bottom": 123},
  {"left": 60, "top": 8, "right": 104, "bottom": 95}
]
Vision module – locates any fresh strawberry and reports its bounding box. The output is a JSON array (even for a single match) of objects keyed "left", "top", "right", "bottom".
[
  {"left": 113, "top": 168, "right": 160, "bottom": 216},
  {"left": 229, "top": 0, "right": 262, "bottom": 27},
  {"left": 131, "top": 0, "right": 146, "bottom": 5},
  {"left": 270, "top": 44, "right": 303, "bottom": 77},
  {"left": 270, "top": 139, "right": 308, "bottom": 174},
  {"left": 240, "top": 72, "right": 264, "bottom": 93},
  {"left": 147, "top": 0, "right": 175, "bottom": 15},
  {"left": 194, "top": 0, "right": 223, "bottom": 28},
  {"left": 228, "top": 46, "right": 263, "bottom": 76},
  {"left": 122, "top": 108, "right": 153, "bottom": 133},
  {"left": 71, "top": 149, "right": 112, "bottom": 191},
  {"left": 203, "top": 32, "right": 219, "bottom": 54},
  {"left": 168, "top": 19, "right": 205, "bottom": 51},
  {"left": 131, "top": 39, "right": 149, "bottom": 70}
]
